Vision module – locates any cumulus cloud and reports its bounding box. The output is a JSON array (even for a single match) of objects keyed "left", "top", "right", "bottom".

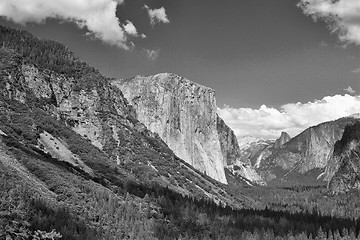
[
  {"left": 344, "top": 86, "right": 356, "bottom": 94},
  {"left": 298, "top": 0, "right": 360, "bottom": 45},
  {"left": 218, "top": 94, "right": 360, "bottom": 140},
  {"left": 0, "top": 0, "right": 142, "bottom": 49},
  {"left": 144, "top": 5, "right": 170, "bottom": 26},
  {"left": 123, "top": 20, "right": 138, "bottom": 37},
  {"left": 144, "top": 48, "right": 160, "bottom": 61}
]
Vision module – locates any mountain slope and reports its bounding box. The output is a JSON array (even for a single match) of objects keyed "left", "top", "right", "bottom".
[
  {"left": 257, "top": 117, "right": 359, "bottom": 185},
  {"left": 0, "top": 45, "right": 247, "bottom": 203},
  {"left": 237, "top": 137, "right": 275, "bottom": 168},
  {"left": 327, "top": 122, "right": 360, "bottom": 193},
  {"left": 274, "top": 132, "right": 291, "bottom": 149}
]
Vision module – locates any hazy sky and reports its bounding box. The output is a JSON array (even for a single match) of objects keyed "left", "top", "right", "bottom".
[{"left": 1, "top": 0, "right": 360, "bottom": 139}]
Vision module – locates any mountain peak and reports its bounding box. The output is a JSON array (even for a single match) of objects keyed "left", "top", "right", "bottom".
[
  {"left": 273, "top": 131, "right": 291, "bottom": 149},
  {"left": 119, "top": 73, "right": 215, "bottom": 94}
]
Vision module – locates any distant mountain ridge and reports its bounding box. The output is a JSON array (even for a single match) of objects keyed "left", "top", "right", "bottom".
[{"left": 255, "top": 116, "right": 360, "bottom": 185}]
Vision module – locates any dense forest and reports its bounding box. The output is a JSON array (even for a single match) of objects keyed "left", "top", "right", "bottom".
[
  {"left": 3, "top": 176, "right": 360, "bottom": 240},
  {"left": 2, "top": 24, "right": 360, "bottom": 239},
  {"left": 0, "top": 25, "right": 95, "bottom": 78}
]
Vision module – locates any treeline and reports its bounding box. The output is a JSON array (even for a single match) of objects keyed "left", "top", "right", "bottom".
[
  {"left": 4, "top": 175, "right": 360, "bottom": 240},
  {"left": 0, "top": 180, "right": 155, "bottom": 240},
  {"left": 0, "top": 25, "right": 96, "bottom": 78},
  {"left": 122, "top": 181, "right": 360, "bottom": 239},
  {"left": 240, "top": 184, "right": 360, "bottom": 219}
]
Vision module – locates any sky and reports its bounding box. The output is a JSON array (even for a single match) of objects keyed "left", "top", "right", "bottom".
[{"left": 1, "top": 0, "right": 360, "bottom": 140}]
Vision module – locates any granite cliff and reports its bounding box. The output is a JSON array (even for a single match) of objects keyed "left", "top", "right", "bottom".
[
  {"left": 113, "top": 74, "right": 263, "bottom": 185},
  {"left": 257, "top": 117, "right": 359, "bottom": 184},
  {"left": 113, "top": 73, "right": 227, "bottom": 183},
  {"left": 273, "top": 132, "right": 291, "bottom": 149}
]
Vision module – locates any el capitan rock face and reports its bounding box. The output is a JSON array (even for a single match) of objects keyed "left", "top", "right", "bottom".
[
  {"left": 112, "top": 73, "right": 227, "bottom": 183},
  {"left": 113, "top": 73, "right": 263, "bottom": 185}
]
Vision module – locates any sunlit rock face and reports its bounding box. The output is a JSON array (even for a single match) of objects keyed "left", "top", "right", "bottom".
[{"left": 113, "top": 73, "right": 228, "bottom": 184}]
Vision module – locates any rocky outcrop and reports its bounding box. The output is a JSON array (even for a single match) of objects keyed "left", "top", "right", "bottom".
[
  {"left": 226, "top": 163, "right": 265, "bottom": 186},
  {"left": 112, "top": 73, "right": 227, "bottom": 183},
  {"left": 216, "top": 116, "right": 266, "bottom": 185},
  {"left": 327, "top": 122, "right": 360, "bottom": 193},
  {"left": 113, "top": 73, "right": 265, "bottom": 185},
  {"left": 257, "top": 117, "right": 359, "bottom": 184},
  {"left": 216, "top": 115, "right": 246, "bottom": 166},
  {"left": 273, "top": 132, "right": 291, "bottom": 149}
]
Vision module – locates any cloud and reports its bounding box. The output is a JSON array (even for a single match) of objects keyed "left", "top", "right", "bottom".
[
  {"left": 144, "top": 5, "right": 170, "bottom": 26},
  {"left": 0, "top": 0, "right": 142, "bottom": 49},
  {"left": 352, "top": 68, "right": 360, "bottom": 73},
  {"left": 123, "top": 20, "right": 138, "bottom": 37},
  {"left": 298, "top": 0, "right": 360, "bottom": 45},
  {"left": 218, "top": 94, "right": 360, "bottom": 140},
  {"left": 344, "top": 86, "right": 356, "bottom": 94},
  {"left": 144, "top": 48, "right": 160, "bottom": 61}
]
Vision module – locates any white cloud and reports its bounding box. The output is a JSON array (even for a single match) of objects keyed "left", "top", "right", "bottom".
[
  {"left": 0, "top": 0, "right": 143, "bottom": 49},
  {"left": 123, "top": 20, "right": 138, "bottom": 37},
  {"left": 144, "top": 5, "right": 170, "bottom": 26},
  {"left": 144, "top": 48, "right": 160, "bottom": 61},
  {"left": 298, "top": 0, "right": 360, "bottom": 45},
  {"left": 344, "top": 86, "right": 356, "bottom": 94},
  {"left": 218, "top": 94, "right": 360, "bottom": 140}
]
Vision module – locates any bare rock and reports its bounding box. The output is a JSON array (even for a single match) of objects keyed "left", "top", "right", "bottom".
[{"left": 113, "top": 73, "right": 228, "bottom": 184}]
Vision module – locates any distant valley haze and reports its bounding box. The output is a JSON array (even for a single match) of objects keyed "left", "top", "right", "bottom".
[{"left": 1, "top": 0, "right": 360, "bottom": 139}]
